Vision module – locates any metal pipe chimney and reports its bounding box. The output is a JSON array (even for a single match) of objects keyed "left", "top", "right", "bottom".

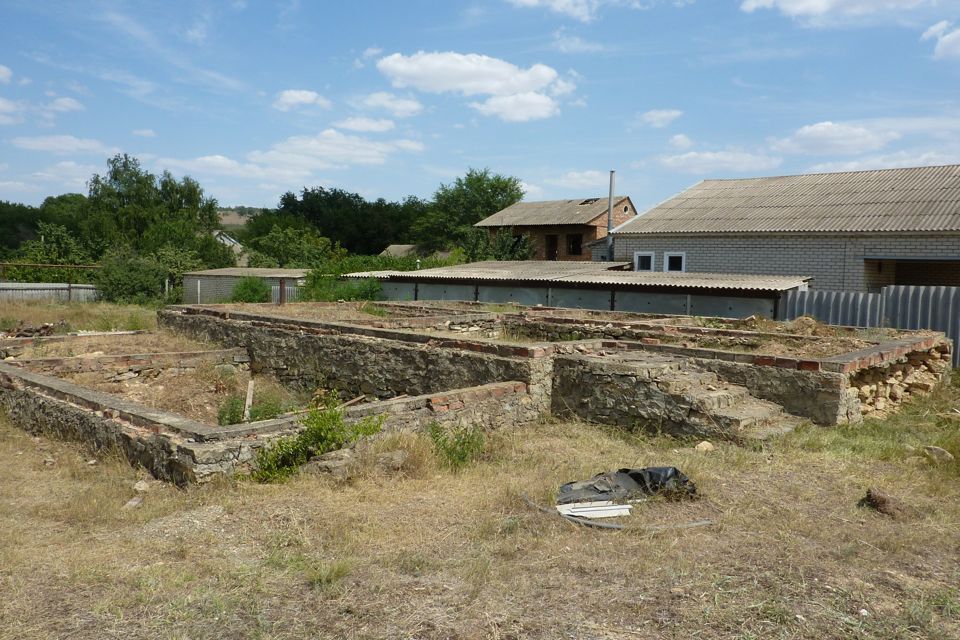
[{"left": 606, "top": 170, "right": 615, "bottom": 262}]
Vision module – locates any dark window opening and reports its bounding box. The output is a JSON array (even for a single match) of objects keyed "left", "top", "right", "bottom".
[
  {"left": 566, "top": 234, "right": 583, "bottom": 256},
  {"left": 666, "top": 254, "right": 685, "bottom": 272},
  {"left": 636, "top": 254, "right": 652, "bottom": 271}
]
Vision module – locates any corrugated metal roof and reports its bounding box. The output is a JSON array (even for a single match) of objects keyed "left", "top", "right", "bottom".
[
  {"left": 476, "top": 197, "right": 632, "bottom": 227},
  {"left": 184, "top": 268, "right": 310, "bottom": 278},
  {"left": 378, "top": 244, "right": 418, "bottom": 257},
  {"left": 615, "top": 164, "right": 960, "bottom": 235},
  {"left": 347, "top": 260, "right": 809, "bottom": 292}
]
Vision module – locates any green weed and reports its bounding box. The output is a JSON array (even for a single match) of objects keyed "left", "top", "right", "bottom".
[
  {"left": 427, "top": 422, "right": 485, "bottom": 471},
  {"left": 251, "top": 405, "right": 382, "bottom": 482}
]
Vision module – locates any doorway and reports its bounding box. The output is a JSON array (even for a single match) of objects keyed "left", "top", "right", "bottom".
[{"left": 546, "top": 234, "right": 559, "bottom": 260}]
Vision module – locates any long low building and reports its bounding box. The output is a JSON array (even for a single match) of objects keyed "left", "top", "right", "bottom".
[
  {"left": 605, "top": 164, "right": 960, "bottom": 292},
  {"left": 183, "top": 268, "right": 308, "bottom": 304},
  {"left": 347, "top": 260, "right": 810, "bottom": 318}
]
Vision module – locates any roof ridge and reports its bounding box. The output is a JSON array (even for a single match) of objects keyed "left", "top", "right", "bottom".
[{"left": 702, "top": 163, "right": 960, "bottom": 183}]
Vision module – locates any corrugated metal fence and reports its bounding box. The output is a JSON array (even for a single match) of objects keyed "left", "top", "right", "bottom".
[
  {"left": 779, "top": 285, "right": 960, "bottom": 366},
  {"left": 270, "top": 284, "right": 303, "bottom": 304},
  {"left": 0, "top": 282, "right": 99, "bottom": 302}
]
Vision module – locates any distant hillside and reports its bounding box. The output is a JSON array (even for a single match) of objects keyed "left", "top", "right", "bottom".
[{"left": 218, "top": 206, "right": 265, "bottom": 229}]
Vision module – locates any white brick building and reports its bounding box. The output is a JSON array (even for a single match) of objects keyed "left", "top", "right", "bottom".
[{"left": 605, "top": 165, "right": 960, "bottom": 292}]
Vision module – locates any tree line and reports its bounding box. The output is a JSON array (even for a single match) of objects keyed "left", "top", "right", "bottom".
[{"left": 0, "top": 154, "right": 534, "bottom": 302}]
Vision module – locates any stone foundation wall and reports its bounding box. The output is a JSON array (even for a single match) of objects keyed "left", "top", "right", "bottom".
[
  {"left": 0, "top": 356, "right": 537, "bottom": 484},
  {"left": 158, "top": 309, "right": 554, "bottom": 413},
  {"left": 551, "top": 355, "right": 723, "bottom": 437},
  {"left": 13, "top": 349, "right": 249, "bottom": 377},
  {"left": 849, "top": 344, "right": 952, "bottom": 415},
  {"left": 693, "top": 358, "right": 859, "bottom": 425}
]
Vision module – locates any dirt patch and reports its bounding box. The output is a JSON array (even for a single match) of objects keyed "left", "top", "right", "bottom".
[{"left": 61, "top": 363, "right": 307, "bottom": 425}]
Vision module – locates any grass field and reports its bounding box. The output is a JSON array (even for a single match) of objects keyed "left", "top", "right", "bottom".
[{"left": 1, "top": 303, "right": 959, "bottom": 638}]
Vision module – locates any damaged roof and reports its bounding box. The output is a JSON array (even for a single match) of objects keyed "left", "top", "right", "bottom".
[
  {"left": 347, "top": 260, "right": 810, "bottom": 292},
  {"left": 615, "top": 164, "right": 960, "bottom": 235},
  {"left": 476, "top": 197, "right": 632, "bottom": 227}
]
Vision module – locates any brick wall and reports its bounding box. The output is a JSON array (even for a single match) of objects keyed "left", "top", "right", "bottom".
[
  {"left": 612, "top": 233, "right": 960, "bottom": 291},
  {"left": 496, "top": 198, "right": 638, "bottom": 262}
]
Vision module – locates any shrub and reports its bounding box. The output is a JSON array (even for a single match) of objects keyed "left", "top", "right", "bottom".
[
  {"left": 231, "top": 276, "right": 271, "bottom": 303},
  {"left": 249, "top": 396, "right": 284, "bottom": 421},
  {"left": 301, "top": 274, "right": 381, "bottom": 302},
  {"left": 251, "top": 405, "right": 383, "bottom": 482},
  {"left": 427, "top": 422, "right": 485, "bottom": 471},
  {"left": 218, "top": 394, "right": 245, "bottom": 425},
  {"left": 94, "top": 249, "right": 166, "bottom": 303}
]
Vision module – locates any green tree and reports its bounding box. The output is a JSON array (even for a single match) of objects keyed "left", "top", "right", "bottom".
[
  {"left": 249, "top": 225, "right": 343, "bottom": 267},
  {"left": 460, "top": 227, "right": 534, "bottom": 262},
  {"left": 84, "top": 154, "right": 222, "bottom": 260},
  {"left": 413, "top": 168, "right": 524, "bottom": 252},
  {"left": 11, "top": 222, "right": 93, "bottom": 282}
]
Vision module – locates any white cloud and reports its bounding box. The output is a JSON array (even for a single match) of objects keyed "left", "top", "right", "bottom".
[
  {"left": 808, "top": 149, "right": 960, "bottom": 172},
  {"left": 159, "top": 154, "right": 290, "bottom": 181},
  {"left": 638, "top": 109, "right": 683, "bottom": 128},
  {"left": 0, "top": 96, "right": 23, "bottom": 125},
  {"left": 333, "top": 116, "right": 396, "bottom": 132},
  {"left": 0, "top": 180, "right": 39, "bottom": 192},
  {"left": 360, "top": 91, "right": 423, "bottom": 117},
  {"left": 11, "top": 135, "right": 119, "bottom": 155},
  {"left": 922, "top": 21, "right": 960, "bottom": 59},
  {"left": 552, "top": 28, "right": 605, "bottom": 53},
  {"left": 521, "top": 181, "right": 545, "bottom": 199},
  {"left": 271, "top": 89, "right": 332, "bottom": 111},
  {"left": 132, "top": 128, "right": 157, "bottom": 137},
  {"left": 507, "top": 0, "right": 602, "bottom": 22},
  {"left": 669, "top": 134, "right": 694, "bottom": 150},
  {"left": 0, "top": 64, "right": 11, "bottom": 84},
  {"left": 544, "top": 169, "right": 608, "bottom": 188},
  {"left": 44, "top": 97, "right": 84, "bottom": 113},
  {"left": 661, "top": 150, "right": 782, "bottom": 174},
  {"left": 353, "top": 46, "right": 384, "bottom": 69},
  {"left": 31, "top": 160, "right": 99, "bottom": 190},
  {"left": 740, "top": 0, "right": 931, "bottom": 18},
  {"left": 470, "top": 92, "right": 560, "bottom": 122},
  {"left": 247, "top": 128, "right": 423, "bottom": 172},
  {"left": 377, "top": 51, "right": 573, "bottom": 122},
  {"left": 770, "top": 121, "right": 900, "bottom": 155},
  {"left": 378, "top": 51, "right": 558, "bottom": 96}
]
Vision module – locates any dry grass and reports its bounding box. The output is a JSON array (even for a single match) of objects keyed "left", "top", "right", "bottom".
[
  {"left": 13, "top": 331, "right": 214, "bottom": 359},
  {"left": 0, "top": 301, "right": 157, "bottom": 335},
  {"left": 2, "top": 385, "right": 959, "bottom": 638}
]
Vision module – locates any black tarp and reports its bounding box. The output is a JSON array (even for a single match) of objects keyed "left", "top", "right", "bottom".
[{"left": 557, "top": 467, "right": 696, "bottom": 504}]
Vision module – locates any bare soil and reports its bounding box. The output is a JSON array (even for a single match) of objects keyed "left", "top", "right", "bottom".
[
  {"left": 2, "top": 384, "right": 959, "bottom": 639},
  {"left": 61, "top": 364, "right": 305, "bottom": 425}
]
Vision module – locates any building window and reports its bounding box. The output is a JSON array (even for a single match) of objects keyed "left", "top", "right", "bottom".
[
  {"left": 567, "top": 234, "right": 583, "bottom": 256},
  {"left": 633, "top": 251, "right": 654, "bottom": 271},
  {"left": 664, "top": 252, "right": 686, "bottom": 272}
]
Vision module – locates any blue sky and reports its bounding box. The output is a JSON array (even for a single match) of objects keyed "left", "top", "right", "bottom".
[{"left": 1, "top": 0, "right": 960, "bottom": 211}]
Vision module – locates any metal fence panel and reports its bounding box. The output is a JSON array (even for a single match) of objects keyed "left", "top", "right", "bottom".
[
  {"left": 270, "top": 284, "right": 303, "bottom": 303},
  {"left": 0, "top": 282, "right": 99, "bottom": 302},
  {"left": 780, "top": 286, "right": 960, "bottom": 366},
  {"left": 549, "top": 287, "right": 611, "bottom": 311},
  {"left": 780, "top": 289, "right": 881, "bottom": 327}
]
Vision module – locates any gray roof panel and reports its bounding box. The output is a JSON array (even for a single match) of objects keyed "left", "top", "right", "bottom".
[
  {"left": 347, "top": 260, "right": 810, "bottom": 292},
  {"left": 475, "top": 197, "right": 631, "bottom": 227},
  {"left": 616, "top": 164, "right": 960, "bottom": 235}
]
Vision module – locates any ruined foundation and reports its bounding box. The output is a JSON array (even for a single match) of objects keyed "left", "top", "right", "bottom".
[{"left": 0, "top": 301, "right": 951, "bottom": 483}]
